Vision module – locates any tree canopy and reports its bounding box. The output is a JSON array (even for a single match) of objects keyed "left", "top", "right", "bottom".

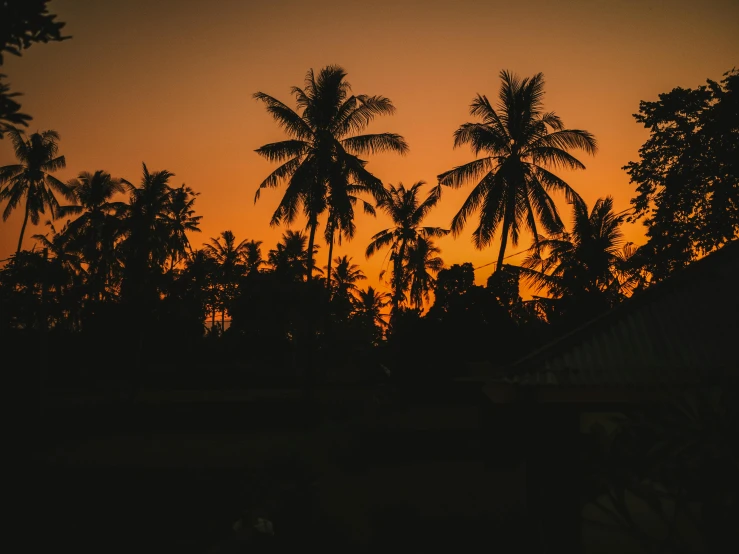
[{"left": 625, "top": 69, "right": 739, "bottom": 280}]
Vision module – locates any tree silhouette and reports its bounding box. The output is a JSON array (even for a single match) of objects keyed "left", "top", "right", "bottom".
[
  {"left": 59, "top": 170, "right": 128, "bottom": 302},
  {"left": 329, "top": 255, "right": 365, "bottom": 298},
  {"left": 324, "top": 184, "right": 377, "bottom": 292},
  {"left": 519, "top": 196, "right": 635, "bottom": 322},
  {"left": 243, "top": 239, "right": 265, "bottom": 275},
  {"left": 0, "top": 129, "right": 70, "bottom": 252},
  {"left": 268, "top": 230, "right": 314, "bottom": 282},
  {"left": 253, "top": 65, "right": 407, "bottom": 282},
  {"left": 164, "top": 184, "right": 201, "bottom": 270},
  {"left": 624, "top": 69, "right": 738, "bottom": 280},
  {"left": 203, "top": 230, "right": 248, "bottom": 327},
  {"left": 438, "top": 70, "right": 597, "bottom": 273},
  {"left": 406, "top": 237, "right": 444, "bottom": 310},
  {"left": 327, "top": 254, "right": 366, "bottom": 322},
  {"left": 0, "top": 0, "right": 69, "bottom": 136},
  {"left": 351, "top": 286, "right": 390, "bottom": 345},
  {"left": 366, "top": 181, "right": 448, "bottom": 314}
]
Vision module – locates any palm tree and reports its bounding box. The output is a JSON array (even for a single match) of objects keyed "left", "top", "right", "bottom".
[
  {"left": 438, "top": 71, "right": 597, "bottom": 273},
  {"left": 60, "top": 170, "right": 128, "bottom": 301},
  {"left": 253, "top": 65, "right": 408, "bottom": 282},
  {"left": 164, "top": 183, "right": 202, "bottom": 270},
  {"left": 121, "top": 163, "right": 177, "bottom": 271},
  {"left": 365, "top": 181, "right": 448, "bottom": 314},
  {"left": 268, "top": 230, "right": 319, "bottom": 282},
  {"left": 32, "top": 220, "right": 84, "bottom": 329},
  {"left": 406, "top": 237, "right": 444, "bottom": 310},
  {"left": 324, "top": 184, "right": 376, "bottom": 292},
  {"left": 202, "top": 230, "right": 248, "bottom": 328},
  {"left": 519, "top": 196, "right": 635, "bottom": 315},
  {"left": 243, "top": 239, "right": 265, "bottom": 275},
  {"left": 0, "top": 129, "right": 71, "bottom": 252},
  {"left": 351, "top": 286, "right": 391, "bottom": 345},
  {"left": 329, "top": 255, "right": 366, "bottom": 298}
]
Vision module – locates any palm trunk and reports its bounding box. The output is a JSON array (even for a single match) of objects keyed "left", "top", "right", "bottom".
[
  {"left": 496, "top": 215, "right": 512, "bottom": 273},
  {"left": 391, "top": 240, "right": 406, "bottom": 316},
  {"left": 17, "top": 195, "right": 31, "bottom": 253},
  {"left": 326, "top": 233, "right": 335, "bottom": 293},
  {"left": 306, "top": 220, "right": 317, "bottom": 282}
]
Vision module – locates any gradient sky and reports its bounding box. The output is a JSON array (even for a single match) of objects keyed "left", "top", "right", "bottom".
[{"left": 1, "top": 0, "right": 737, "bottom": 295}]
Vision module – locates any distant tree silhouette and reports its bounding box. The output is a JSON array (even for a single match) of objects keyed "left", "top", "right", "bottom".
[
  {"left": 327, "top": 255, "right": 366, "bottom": 322},
  {"left": 624, "top": 69, "right": 738, "bottom": 280},
  {"left": 203, "top": 230, "right": 248, "bottom": 327},
  {"left": 243, "top": 239, "right": 265, "bottom": 275},
  {"left": 366, "top": 181, "right": 448, "bottom": 315},
  {"left": 519, "top": 196, "right": 636, "bottom": 323},
  {"left": 429, "top": 263, "right": 476, "bottom": 315},
  {"left": 324, "top": 184, "right": 377, "bottom": 292},
  {"left": 268, "top": 230, "right": 313, "bottom": 282},
  {"left": 253, "top": 65, "right": 407, "bottom": 282},
  {"left": 164, "top": 184, "right": 201, "bottom": 270},
  {"left": 31, "top": 220, "right": 83, "bottom": 329},
  {"left": 59, "top": 170, "right": 128, "bottom": 302},
  {"left": 351, "top": 286, "right": 390, "bottom": 346},
  {"left": 0, "top": 129, "right": 70, "bottom": 252},
  {"left": 406, "top": 237, "right": 444, "bottom": 310},
  {"left": 438, "top": 70, "right": 597, "bottom": 274}
]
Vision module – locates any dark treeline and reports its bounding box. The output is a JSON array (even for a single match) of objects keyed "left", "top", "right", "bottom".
[{"left": 1, "top": 61, "right": 737, "bottom": 388}]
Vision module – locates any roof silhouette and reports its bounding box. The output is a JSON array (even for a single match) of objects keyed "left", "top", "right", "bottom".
[{"left": 503, "top": 240, "right": 739, "bottom": 386}]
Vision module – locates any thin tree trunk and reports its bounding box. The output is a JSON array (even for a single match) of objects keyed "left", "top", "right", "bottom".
[
  {"left": 496, "top": 216, "right": 512, "bottom": 273},
  {"left": 17, "top": 195, "right": 31, "bottom": 253},
  {"left": 306, "top": 220, "right": 317, "bottom": 282},
  {"left": 326, "top": 232, "right": 334, "bottom": 293},
  {"left": 391, "top": 240, "right": 406, "bottom": 316}
]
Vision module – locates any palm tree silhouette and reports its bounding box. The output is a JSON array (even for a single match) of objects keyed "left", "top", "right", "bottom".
[
  {"left": 438, "top": 71, "right": 597, "bottom": 273},
  {"left": 329, "top": 255, "right": 366, "bottom": 298},
  {"left": 324, "top": 184, "right": 376, "bottom": 292},
  {"left": 60, "top": 170, "right": 128, "bottom": 301},
  {"left": 31, "top": 220, "right": 84, "bottom": 328},
  {"left": 243, "top": 240, "right": 265, "bottom": 275},
  {"left": 520, "top": 196, "right": 634, "bottom": 311},
  {"left": 365, "top": 181, "right": 448, "bottom": 314},
  {"left": 268, "top": 230, "right": 319, "bottom": 282},
  {"left": 351, "top": 286, "right": 390, "bottom": 344},
  {"left": 0, "top": 129, "right": 71, "bottom": 252},
  {"left": 203, "top": 230, "right": 248, "bottom": 328},
  {"left": 253, "top": 65, "right": 408, "bottom": 282},
  {"left": 406, "top": 237, "right": 444, "bottom": 310},
  {"left": 164, "top": 184, "right": 201, "bottom": 270}
]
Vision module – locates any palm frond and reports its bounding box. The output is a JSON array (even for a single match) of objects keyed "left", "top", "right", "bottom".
[{"left": 341, "top": 133, "right": 409, "bottom": 156}]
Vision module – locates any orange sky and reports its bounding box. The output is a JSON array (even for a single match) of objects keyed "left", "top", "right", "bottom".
[{"left": 1, "top": 0, "right": 737, "bottom": 297}]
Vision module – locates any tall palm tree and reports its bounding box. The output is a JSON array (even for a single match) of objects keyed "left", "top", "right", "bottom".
[
  {"left": 0, "top": 129, "right": 71, "bottom": 252},
  {"left": 253, "top": 65, "right": 408, "bottom": 282},
  {"left": 365, "top": 181, "right": 448, "bottom": 313},
  {"left": 406, "top": 237, "right": 444, "bottom": 310},
  {"left": 520, "top": 196, "right": 634, "bottom": 309},
  {"left": 202, "top": 230, "right": 248, "bottom": 327},
  {"left": 438, "top": 70, "right": 597, "bottom": 273}
]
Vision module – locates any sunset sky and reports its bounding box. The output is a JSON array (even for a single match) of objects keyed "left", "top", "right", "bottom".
[{"left": 1, "top": 0, "right": 737, "bottom": 295}]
